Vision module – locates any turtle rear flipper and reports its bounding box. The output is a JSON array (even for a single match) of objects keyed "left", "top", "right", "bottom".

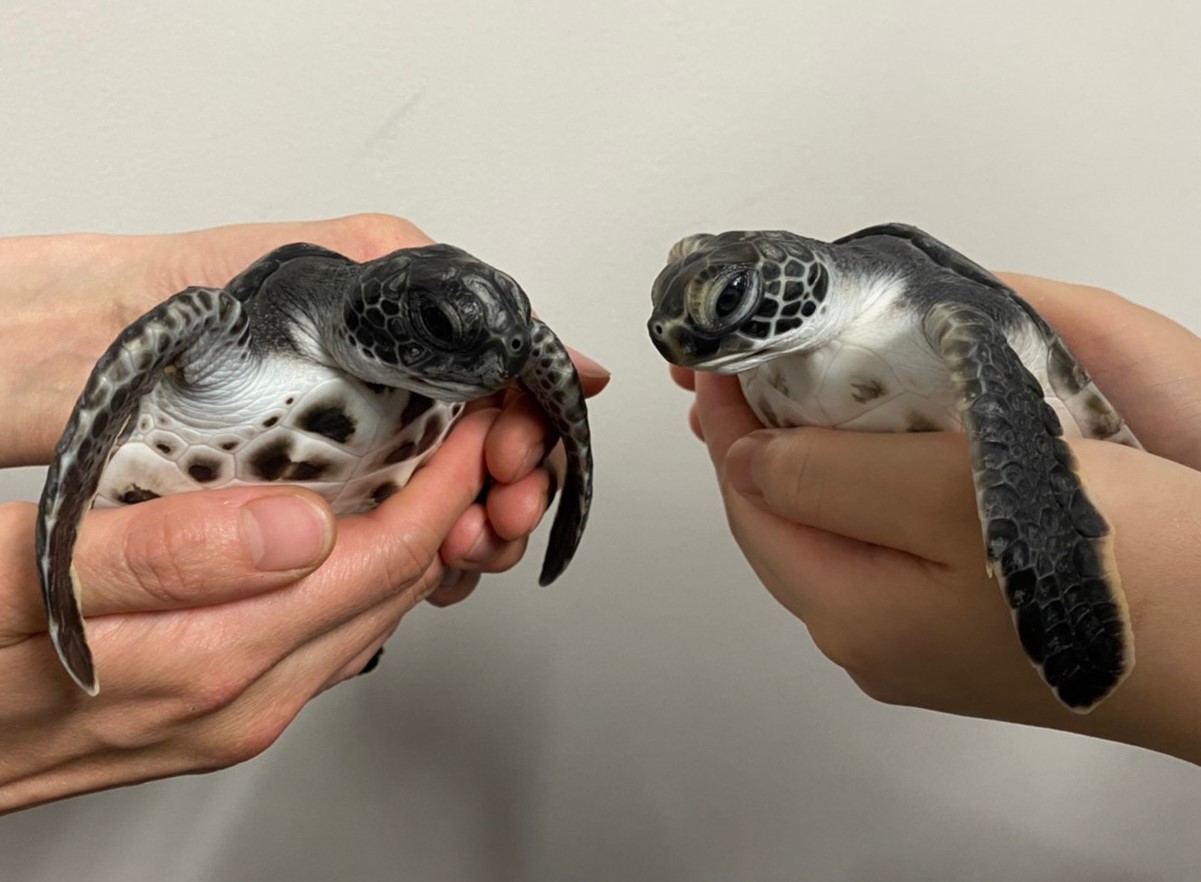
[
  {"left": 37, "top": 287, "right": 247, "bottom": 695},
  {"left": 924, "top": 301, "right": 1134, "bottom": 711},
  {"left": 517, "top": 319, "right": 593, "bottom": 585}
]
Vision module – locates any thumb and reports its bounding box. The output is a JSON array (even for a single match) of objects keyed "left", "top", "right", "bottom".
[{"left": 4, "top": 486, "right": 336, "bottom": 637}]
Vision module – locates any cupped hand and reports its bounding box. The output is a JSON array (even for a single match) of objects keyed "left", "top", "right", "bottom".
[
  {"left": 677, "top": 275, "right": 1201, "bottom": 763},
  {"left": 0, "top": 407, "right": 497, "bottom": 811},
  {"left": 0, "top": 213, "right": 610, "bottom": 602},
  {"left": 0, "top": 215, "right": 609, "bottom": 810}
]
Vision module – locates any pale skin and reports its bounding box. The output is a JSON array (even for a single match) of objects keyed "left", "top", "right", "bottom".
[
  {"left": 0, "top": 213, "right": 610, "bottom": 812},
  {"left": 673, "top": 273, "right": 1201, "bottom": 765}
]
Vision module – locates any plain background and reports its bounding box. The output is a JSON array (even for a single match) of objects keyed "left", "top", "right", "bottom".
[{"left": 3, "top": 1, "right": 1201, "bottom": 879}]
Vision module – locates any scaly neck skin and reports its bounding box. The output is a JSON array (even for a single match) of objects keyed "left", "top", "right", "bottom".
[
  {"left": 241, "top": 258, "right": 363, "bottom": 368},
  {"left": 763, "top": 240, "right": 901, "bottom": 358}
]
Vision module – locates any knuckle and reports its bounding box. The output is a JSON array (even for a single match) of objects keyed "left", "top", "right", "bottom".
[
  {"left": 200, "top": 713, "right": 292, "bottom": 769},
  {"left": 766, "top": 433, "right": 824, "bottom": 521},
  {"left": 121, "top": 507, "right": 210, "bottom": 605},
  {"left": 182, "top": 664, "right": 257, "bottom": 718},
  {"left": 341, "top": 213, "right": 429, "bottom": 254},
  {"left": 370, "top": 525, "right": 442, "bottom": 602}
]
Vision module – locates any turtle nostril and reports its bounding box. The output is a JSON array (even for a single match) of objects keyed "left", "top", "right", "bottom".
[
  {"left": 508, "top": 335, "right": 524, "bottom": 352},
  {"left": 652, "top": 322, "right": 664, "bottom": 338}
]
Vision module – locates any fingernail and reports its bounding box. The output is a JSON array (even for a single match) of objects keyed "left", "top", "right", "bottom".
[
  {"left": 464, "top": 529, "right": 501, "bottom": 564},
  {"left": 440, "top": 568, "right": 464, "bottom": 588},
  {"left": 572, "top": 350, "right": 611, "bottom": 381},
  {"left": 724, "top": 432, "right": 772, "bottom": 499},
  {"left": 241, "top": 494, "right": 333, "bottom": 571}
]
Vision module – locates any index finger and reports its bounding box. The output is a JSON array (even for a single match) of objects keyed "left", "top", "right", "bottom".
[{"left": 693, "top": 372, "right": 765, "bottom": 473}]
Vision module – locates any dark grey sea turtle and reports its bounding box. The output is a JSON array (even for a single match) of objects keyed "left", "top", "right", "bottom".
[
  {"left": 38, "top": 242, "right": 593, "bottom": 695},
  {"left": 648, "top": 223, "right": 1138, "bottom": 712}
]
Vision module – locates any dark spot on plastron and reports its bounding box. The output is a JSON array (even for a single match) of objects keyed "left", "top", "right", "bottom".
[
  {"left": 850, "top": 377, "right": 886, "bottom": 404},
  {"left": 1048, "top": 340, "right": 1087, "bottom": 394},
  {"left": 155, "top": 442, "right": 174, "bottom": 455},
  {"left": 1084, "top": 394, "right": 1122, "bottom": 437},
  {"left": 289, "top": 459, "right": 329, "bottom": 481},
  {"left": 138, "top": 416, "right": 152, "bottom": 432},
  {"left": 251, "top": 438, "right": 294, "bottom": 481},
  {"left": 299, "top": 402, "right": 357, "bottom": 444},
  {"left": 263, "top": 416, "right": 279, "bottom": 428},
  {"left": 384, "top": 440, "right": 418, "bottom": 465},
  {"left": 285, "top": 397, "right": 295, "bottom": 405},
  {"left": 120, "top": 485, "right": 161, "bottom": 505},
  {"left": 371, "top": 482, "right": 400, "bottom": 505},
  {"left": 187, "top": 459, "right": 220, "bottom": 483},
  {"left": 400, "top": 393, "right": 434, "bottom": 426},
  {"left": 220, "top": 440, "right": 239, "bottom": 451},
  {"left": 758, "top": 399, "right": 781, "bottom": 427},
  {"left": 158, "top": 415, "right": 168, "bottom": 425},
  {"left": 414, "top": 417, "right": 446, "bottom": 457},
  {"left": 906, "top": 413, "right": 942, "bottom": 432}
]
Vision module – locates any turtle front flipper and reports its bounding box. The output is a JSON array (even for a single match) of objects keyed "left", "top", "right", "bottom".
[
  {"left": 923, "top": 301, "right": 1134, "bottom": 712},
  {"left": 517, "top": 318, "right": 593, "bottom": 585},
  {"left": 38, "top": 286, "right": 247, "bottom": 695}
]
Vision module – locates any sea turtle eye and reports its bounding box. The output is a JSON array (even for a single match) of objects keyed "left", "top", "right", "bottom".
[
  {"left": 714, "top": 273, "right": 748, "bottom": 319},
  {"left": 691, "top": 269, "right": 759, "bottom": 335},
  {"left": 415, "top": 298, "right": 460, "bottom": 348}
]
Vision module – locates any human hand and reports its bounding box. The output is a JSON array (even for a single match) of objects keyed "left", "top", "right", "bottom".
[
  {"left": 0, "top": 215, "right": 609, "bottom": 811},
  {"left": 676, "top": 275, "right": 1201, "bottom": 763}
]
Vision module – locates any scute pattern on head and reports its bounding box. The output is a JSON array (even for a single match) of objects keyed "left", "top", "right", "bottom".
[{"left": 649, "top": 230, "right": 834, "bottom": 370}]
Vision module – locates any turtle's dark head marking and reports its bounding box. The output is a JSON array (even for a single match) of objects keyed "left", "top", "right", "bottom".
[
  {"left": 649, "top": 231, "right": 831, "bottom": 373},
  {"left": 334, "top": 244, "right": 534, "bottom": 401}
]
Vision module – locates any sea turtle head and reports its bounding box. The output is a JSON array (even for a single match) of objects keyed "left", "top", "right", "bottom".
[
  {"left": 648, "top": 230, "right": 834, "bottom": 373},
  {"left": 333, "top": 244, "right": 533, "bottom": 401}
]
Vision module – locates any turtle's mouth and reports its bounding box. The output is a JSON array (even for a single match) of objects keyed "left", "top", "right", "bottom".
[{"left": 648, "top": 316, "right": 762, "bottom": 374}]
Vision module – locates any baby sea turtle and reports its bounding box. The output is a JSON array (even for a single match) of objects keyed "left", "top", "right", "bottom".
[
  {"left": 39, "top": 242, "right": 593, "bottom": 695},
  {"left": 648, "top": 223, "right": 1138, "bottom": 712}
]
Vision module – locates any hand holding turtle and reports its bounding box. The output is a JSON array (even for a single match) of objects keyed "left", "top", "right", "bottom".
[
  {"left": 679, "top": 275, "right": 1201, "bottom": 764},
  {"left": 0, "top": 215, "right": 608, "bottom": 810}
]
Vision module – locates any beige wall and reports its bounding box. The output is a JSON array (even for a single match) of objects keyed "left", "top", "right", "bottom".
[{"left": 3, "top": 1, "right": 1200, "bottom": 878}]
